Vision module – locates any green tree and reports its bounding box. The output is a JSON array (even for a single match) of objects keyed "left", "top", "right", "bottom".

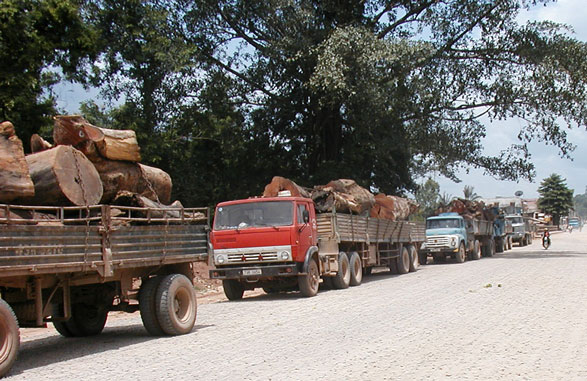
[
  {"left": 463, "top": 185, "right": 481, "bottom": 201},
  {"left": 415, "top": 178, "right": 440, "bottom": 218},
  {"left": 190, "top": 1, "right": 587, "bottom": 194},
  {"left": 573, "top": 187, "right": 587, "bottom": 220},
  {"left": 0, "top": 0, "right": 98, "bottom": 148},
  {"left": 438, "top": 192, "right": 454, "bottom": 209},
  {"left": 537, "top": 174, "right": 573, "bottom": 225}
]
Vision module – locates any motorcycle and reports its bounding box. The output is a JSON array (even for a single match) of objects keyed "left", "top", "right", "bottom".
[{"left": 542, "top": 235, "right": 551, "bottom": 249}]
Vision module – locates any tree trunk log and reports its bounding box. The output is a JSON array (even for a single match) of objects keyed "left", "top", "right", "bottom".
[
  {"left": 20, "top": 146, "right": 103, "bottom": 206},
  {"left": 53, "top": 115, "right": 141, "bottom": 162},
  {"left": 370, "top": 193, "right": 419, "bottom": 221},
  {"left": 30, "top": 134, "right": 53, "bottom": 153},
  {"left": 0, "top": 121, "right": 35, "bottom": 202},
  {"left": 91, "top": 158, "right": 171, "bottom": 204},
  {"left": 312, "top": 179, "right": 375, "bottom": 215},
  {"left": 262, "top": 176, "right": 311, "bottom": 198}
]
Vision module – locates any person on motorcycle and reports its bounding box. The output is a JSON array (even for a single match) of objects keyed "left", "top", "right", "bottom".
[{"left": 542, "top": 230, "right": 551, "bottom": 248}]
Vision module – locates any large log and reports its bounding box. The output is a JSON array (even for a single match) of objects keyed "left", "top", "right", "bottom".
[
  {"left": 0, "top": 121, "right": 35, "bottom": 202},
  {"left": 21, "top": 146, "right": 103, "bottom": 206},
  {"left": 91, "top": 158, "right": 171, "bottom": 204},
  {"left": 53, "top": 115, "right": 141, "bottom": 162},
  {"left": 312, "top": 179, "right": 375, "bottom": 215},
  {"left": 262, "top": 176, "right": 311, "bottom": 198},
  {"left": 112, "top": 191, "right": 204, "bottom": 220},
  {"left": 30, "top": 134, "right": 53, "bottom": 153},
  {"left": 370, "top": 193, "right": 419, "bottom": 221}
]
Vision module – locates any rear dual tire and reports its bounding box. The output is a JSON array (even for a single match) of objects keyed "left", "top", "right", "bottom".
[{"left": 0, "top": 299, "right": 19, "bottom": 378}]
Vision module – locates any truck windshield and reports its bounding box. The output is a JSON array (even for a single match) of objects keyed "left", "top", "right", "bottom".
[
  {"left": 507, "top": 217, "right": 523, "bottom": 224},
  {"left": 427, "top": 219, "right": 461, "bottom": 229},
  {"left": 214, "top": 201, "right": 293, "bottom": 231}
]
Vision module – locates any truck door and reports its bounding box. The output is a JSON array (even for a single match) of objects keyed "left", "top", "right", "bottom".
[{"left": 296, "top": 202, "right": 313, "bottom": 260}]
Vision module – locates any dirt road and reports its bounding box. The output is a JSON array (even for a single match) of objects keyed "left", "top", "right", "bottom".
[{"left": 6, "top": 230, "right": 587, "bottom": 380}]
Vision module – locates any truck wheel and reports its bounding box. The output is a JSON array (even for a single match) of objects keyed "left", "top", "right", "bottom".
[
  {"left": 418, "top": 251, "right": 428, "bottom": 266},
  {"left": 496, "top": 238, "right": 504, "bottom": 253},
  {"left": 52, "top": 304, "right": 75, "bottom": 337},
  {"left": 471, "top": 240, "right": 481, "bottom": 260},
  {"left": 363, "top": 267, "right": 373, "bottom": 276},
  {"left": 332, "top": 252, "right": 351, "bottom": 289},
  {"left": 156, "top": 274, "right": 197, "bottom": 335},
  {"left": 408, "top": 245, "right": 419, "bottom": 272},
  {"left": 455, "top": 243, "right": 466, "bottom": 263},
  {"left": 0, "top": 299, "right": 19, "bottom": 378},
  {"left": 222, "top": 279, "right": 245, "bottom": 300},
  {"left": 349, "top": 252, "right": 363, "bottom": 286},
  {"left": 139, "top": 276, "right": 165, "bottom": 336},
  {"left": 528, "top": 234, "right": 532, "bottom": 244},
  {"left": 69, "top": 303, "right": 109, "bottom": 336},
  {"left": 396, "top": 247, "right": 410, "bottom": 274},
  {"left": 485, "top": 240, "right": 495, "bottom": 257},
  {"left": 299, "top": 259, "right": 320, "bottom": 297}
]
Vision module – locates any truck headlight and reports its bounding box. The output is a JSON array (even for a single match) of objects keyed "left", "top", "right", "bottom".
[
  {"left": 450, "top": 237, "right": 456, "bottom": 247},
  {"left": 280, "top": 251, "right": 290, "bottom": 260},
  {"left": 216, "top": 254, "right": 228, "bottom": 264}
]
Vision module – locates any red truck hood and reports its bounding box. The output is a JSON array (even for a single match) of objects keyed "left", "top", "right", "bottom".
[{"left": 212, "top": 227, "right": 292, "bottom": 250}]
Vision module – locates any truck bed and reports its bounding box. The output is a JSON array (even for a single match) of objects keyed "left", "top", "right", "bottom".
[
  {"left": 316, "top": 212, "right": 425, "bottom": 244},
  {"left": 0, "top": 204, "right": 209, "bottom": 278}
]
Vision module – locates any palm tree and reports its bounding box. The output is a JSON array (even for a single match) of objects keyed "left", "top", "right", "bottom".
[
  {"left": 463, "top": 185, "right": 481, "bottom": 201},
  {"left": 438, "top": 192, "right": 454, "bottom": 208}
]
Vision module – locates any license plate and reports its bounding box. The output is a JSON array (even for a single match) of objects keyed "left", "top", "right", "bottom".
[
  {"left": 243, "top": 269, "right": 262, "bottom": 276},
  {"left": 430, "top": 248, "right": 441, "bottom": 252}
]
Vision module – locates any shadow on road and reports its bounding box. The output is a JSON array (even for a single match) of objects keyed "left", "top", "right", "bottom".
[
  {"left": 11, "top": 323, "right": 214, "bottom": 377},
  {"left": 495, "top": 250, "right": 585, "bottom": 259}
]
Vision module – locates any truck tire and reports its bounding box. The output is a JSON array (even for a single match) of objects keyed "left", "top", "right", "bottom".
[
  {"left": 139, "top": 276, "right": 166, "bottom": 336},
  {"left": 408, "top": 245, "right": 419, "bottom": 272},
  {"left": 396, "top": 247, "right": 410, "bottom": 274},
  {"left": 528, "top": 234, "right": 532, "bottom": 244},
  {"left": 418, "top": 251, "right": 428, "bottom": 266},
  {"left": 222, "top": 279, "right": 245, "bottom": 301},
  {"left": 0, "top": 299, "right": 19, "bottom": 378},
  {"left": 332, "top": 252, "right": 351, "bottom": 289},
  {"left": 155, "top": 274, "right": 197, "bottom": 335},
  {"left": 485, "top": 240, "right": 495, "bottom": 257},
  {"left": 455, "top": 242, "right": 466, "bottom": 263},
  {"left": 299, "top": 259, "right": 320, "bottom": 297},
  {"left": 496, "top": 238, "right": 504, "bottom": 253},
  {"left": 52, "top": 304, "right": 75, "bottom": 337},
  {"left": 52, "top": 302, "right": 109, "bottom": 337},
  {"left": 349, "top": 252, "right": 363, "bottom": 286},
  {"left": 363, "top": 266, "right": 373, "bottom": 276},
  {"left": 471, "top": 240, "right": 481, "bottom": 260}
]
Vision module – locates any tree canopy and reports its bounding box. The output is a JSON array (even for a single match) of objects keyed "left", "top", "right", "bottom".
[
  {"left": 537, "top": 173, "right": 573, "bottom": 225},
  {"left": 1, "top": 0, "right": 586, "bottom": 206}
]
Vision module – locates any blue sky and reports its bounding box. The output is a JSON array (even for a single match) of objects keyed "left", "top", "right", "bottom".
[
  {"left": 434, "top": 0, "right": 587, "bottom": 199},
  {"left": 54, "top": 1, "right": 586, "bottom": 199}
]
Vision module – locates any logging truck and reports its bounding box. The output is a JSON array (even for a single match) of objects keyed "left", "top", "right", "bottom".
[
  {"left": 0, "top": 204, "right": 209, "bottom": 377},
  {"left": 419, "top": 211, "right": 511, "bottom": 263},
  {"left": 208, "top": 194, "right": 426, "bottom": 299}
]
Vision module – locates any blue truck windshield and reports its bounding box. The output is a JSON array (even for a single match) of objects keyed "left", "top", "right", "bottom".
[
  {"left": 214, "top": 201, "right": 293, "bottom": 230},
  {"left": 427, "top": 219, "right": 461, "bottom": 229}
]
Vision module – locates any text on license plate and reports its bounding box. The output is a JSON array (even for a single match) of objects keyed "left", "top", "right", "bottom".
[
  {"left": 243, "top": 269, "right": 262, "bottom": 276},
  {"left": 430, "top": 248, "right": 441, "bottom": 252}
]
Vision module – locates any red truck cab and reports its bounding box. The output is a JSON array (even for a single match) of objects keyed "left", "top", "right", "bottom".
[{"left": 209, "top": 196, "right": 319, "bottom": 299}]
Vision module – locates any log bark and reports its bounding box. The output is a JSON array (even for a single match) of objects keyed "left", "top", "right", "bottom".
[
  {"left": 30, "top": 134, "right": 53, "bottom": 153},
  {"left": 53, "top": 115, "right": 141, "bottom": 162},
  {"left": 112, "top": 191, "right": 202, "bottom": 220},
  {"left": 20, "top": 146, "right": 103, "bottom": 206},
  {"left": 370, "top": 193, "right": 419, "bottom": 221},
  {"left": 262, "top": 176, "right": 311, "bottom": 198},
  {"left": 0, "top": 121, "right": 35, "bottom": 202},
  {"left": 312, "top": 179, "right": 375, "bottom": 215},
  {"left": 91, "top": 158, "right": 171, "bottom": 204}
]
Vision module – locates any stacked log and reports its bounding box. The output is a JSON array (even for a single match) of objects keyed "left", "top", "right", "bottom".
[
  {"left": 436, "top": 198, "right": 493, "bottom": 221},
  {"left": 0, "top": 122, "right": 35, "bottom": 202},
  {"left": 262, "top": 176, "right": 417, "bottom": 220},
  {"left": 20, "top": 145, "right": 103, "bottom": 206}
]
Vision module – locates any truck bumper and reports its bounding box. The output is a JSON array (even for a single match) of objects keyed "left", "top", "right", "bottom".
[
  {"left": 209, "top": 264, "right": 300, "bottom": 280},
  {"left": 421, "top": 248, "right": 458, "bottom": 256}
]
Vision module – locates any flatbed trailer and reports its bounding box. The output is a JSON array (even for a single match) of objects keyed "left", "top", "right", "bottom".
[{"left": 0, "top": 204, "right": 209, "bottom": 377}]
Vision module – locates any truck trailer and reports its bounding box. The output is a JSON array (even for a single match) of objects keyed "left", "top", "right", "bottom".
[
  {"left": 209, "top": 195, "right": 425, "bottom": 299},
  {"left": 0, "top": 204, "right": 209, "bottom": 377},
  {"left": 419, "top": 212, "right": 504, "bottom": 263}
]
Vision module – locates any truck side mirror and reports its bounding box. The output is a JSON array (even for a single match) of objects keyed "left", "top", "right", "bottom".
[{"left": 303, "top": 209, "right": 310, "bottom": 223}]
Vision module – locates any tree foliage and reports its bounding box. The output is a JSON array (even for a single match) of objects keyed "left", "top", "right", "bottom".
[
  {"left": 463, "top": 185, "right": 481, "bottom": 201},
  {"left": 415, "top": 178, "right": 440, "bottom": 218},
  {"left": 0, "top": 0, "right": 98, "bottom": 148},
  {"left": 573, "top": 187, "right": 587, "bottom": 220},
  {"left": 537, "top": 173, "right": 573, "bottom": 225}
]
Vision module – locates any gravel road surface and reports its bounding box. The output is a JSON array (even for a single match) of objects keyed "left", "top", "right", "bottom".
[{"left": 6, "top": 230, "right": 587, "bottom": 380}]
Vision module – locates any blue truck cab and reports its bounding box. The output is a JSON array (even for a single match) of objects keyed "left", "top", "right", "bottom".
[{"left": 421, "top": 213, "right": 468, "bottom": 261}]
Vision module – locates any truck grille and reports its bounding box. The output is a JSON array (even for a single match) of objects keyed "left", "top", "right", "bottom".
[
  {"left": 426, "top": 236, "right": 450, "bottom": 248},
  {"left": 227, "top": 252, "right": 279, "bottom": 263}
]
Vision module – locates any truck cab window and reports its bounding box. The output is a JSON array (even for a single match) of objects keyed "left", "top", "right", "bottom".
[{"left": 297, "top": 204, "right": 308, "bottom": 224}]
